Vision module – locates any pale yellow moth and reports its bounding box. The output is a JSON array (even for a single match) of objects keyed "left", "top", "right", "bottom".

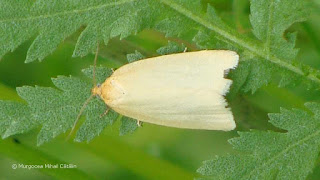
[{"left": 69, "top": 48, "right": 239, "bottom": 137}]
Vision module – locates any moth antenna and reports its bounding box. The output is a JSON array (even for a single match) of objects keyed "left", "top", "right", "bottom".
[
  {"left": 93, "top": 43, "right": 99, "bottom": 86},
  {"left": 66, "top": 94, "right": 94, "bottom": 140},
  {"left": 67, "top": 43, "right": 100, "bottom": 141}
]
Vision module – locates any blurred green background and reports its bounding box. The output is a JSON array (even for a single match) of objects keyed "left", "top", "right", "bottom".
[{"left": 1, "top": 0, "right": 320, "bottom": 179}]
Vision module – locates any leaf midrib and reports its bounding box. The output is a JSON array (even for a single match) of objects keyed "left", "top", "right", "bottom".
[{"left": 265, "top": 0, "right": 275, "bottom": 58}]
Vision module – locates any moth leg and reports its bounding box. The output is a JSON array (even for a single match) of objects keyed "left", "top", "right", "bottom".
[
  {"left": 137, "top": 120, "right": 143, "bottom": 127},
  {"left": 183, "top": 47, "right": 188, "bottom": 52},
  {"left": 100, "top": 108, "right": 109, "bottom": 118}
]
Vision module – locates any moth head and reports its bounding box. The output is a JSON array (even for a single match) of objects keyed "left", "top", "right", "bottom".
[{"left": 92, "top": 84, "right": 102, "bottom": 97}]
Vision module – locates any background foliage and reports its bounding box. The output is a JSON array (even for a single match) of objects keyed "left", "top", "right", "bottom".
[{"left": 0, "top": 0, "right": 320, "bottom": 179}]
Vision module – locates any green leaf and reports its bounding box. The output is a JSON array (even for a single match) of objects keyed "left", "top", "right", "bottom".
[
  {"left": 119, "top": 116, "right": 138, "bottom": 136},
  {"left": 81, "top": 66, "right": 113, "bottom": 85},
  {"left": 226, "top": 0, "right": 316, "bottom": 94},
  {"left": 75, "top": 104, "right": 118, "bottom": 143},
  {"left": 0, "top": 0, "right": 319, "bottom": 91},
  {"left": 227, "top": 0, "right": 310, "bottom": 93},
  {"left": 197, "top": 102, "right": 320, "bottom": 180},
  {"left": 162, "top": 0, "right": 319, "bottom": 92},
  {"left": 127, "top": 50, "right": 145, "bottom": 63},
  {"left": 0, "top": 0, "right": 153, "bottom": 62},
  {"left": 0, "top": 67, "right": 125, "bottom": 145},
  {"left": 250, "top": 0, "right": 307, "bottom": 60},
  {"left": 156, "top": 41, "right": 186, "bottom": 55},
  {"left": 0, "top": 101, "right": 35, "bottom": 139},
  {"left": 0, "top": 0, "right": 319, "bottom": 166}
]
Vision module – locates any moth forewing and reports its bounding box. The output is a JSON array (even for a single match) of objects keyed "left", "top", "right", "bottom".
[{"left": 95, "top": 50, "right": 239, "bottom": 131}]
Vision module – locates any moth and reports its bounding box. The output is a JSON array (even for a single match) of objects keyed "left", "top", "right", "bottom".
[{"left": 69, "top": 47, "right": 239, "bottom": 137}]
